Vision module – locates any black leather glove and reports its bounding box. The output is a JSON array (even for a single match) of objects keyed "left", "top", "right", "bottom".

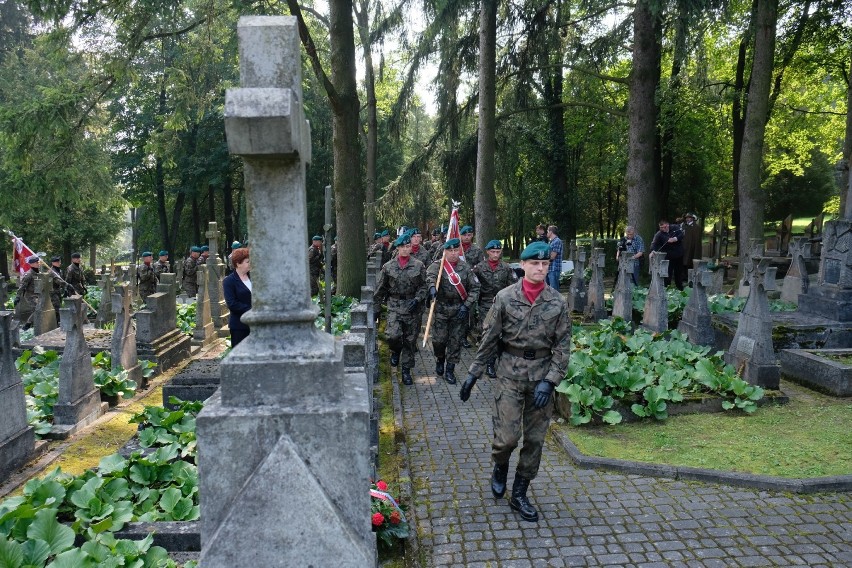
[
  {"left": 533, "top": 380, "right": 555, "bottom": 409},
  {"left": 429, "top": 286, "right": 437, "bottom": 300},
  {"left": 406, "top": 299, "right": 419, "bottom": 313},
  {"left": 456, "top": 304, "right": 469, "bottom": 320},
  {"left": 459, "top": 374, "right": 478, "bottom": 402}
]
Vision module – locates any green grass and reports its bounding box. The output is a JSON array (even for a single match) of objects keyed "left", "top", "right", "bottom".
[{"left": 560, "top": 380, "right": 852, "bottom": 478}]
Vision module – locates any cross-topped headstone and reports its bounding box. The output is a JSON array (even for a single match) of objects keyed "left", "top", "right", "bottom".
[
  {"left": 110, "top": 285, "right": 142, "bottom": 388},
  {"left": 738, "top": 240, "right": 765, "bottom": 297},
  {"left": 569, "top": 246, "right": 587, "bottom": 314},
  {"left": 611, "top": 254, "right": 635, "bottom": 322},
  {"left": 192, "top": 265, "right": 215, "bottom": 348},
  {"left": 204, "top": 222, "right": 229, "bottom": 335},
  {"left": 0, "top": 277, "right": 7, "bottom": 309},
  {"left": 584, "top": 248, "right": 607, "bottom": 322},
  {"left": 33, "top": 271, "right": 58, "bottom": 336},
  {"left": 678, "top": 260, "right": 715, "bottom": 346},
  {"left": 642, "top": 252, "right": 670, "bottom": 333},
  {"left": 781, "top": 236, "right": 809, "bottom": 304},
  {"left": 96, "top": 272, "right": 116, "bottom": 328}
]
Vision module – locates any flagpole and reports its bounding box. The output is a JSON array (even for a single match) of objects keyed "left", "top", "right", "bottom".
[{"left": 422, "top": 248, "right": 446, "bottom": 347}]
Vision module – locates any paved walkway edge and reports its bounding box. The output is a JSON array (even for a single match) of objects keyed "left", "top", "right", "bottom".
[
  {"left": 551, "top": 426, "right": 852, "bottom": 494},
  {"left": 390, "top": 374, "right": 422, "bottom": 568}
]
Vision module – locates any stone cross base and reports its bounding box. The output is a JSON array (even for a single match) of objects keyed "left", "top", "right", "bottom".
[
  {"left": 191, "top": 321, "right": 217, "bottom": 349},
  {"left": 724, "top": 351, "right": 781, "bottom": 390},
  {"left": 197, "top": 376, "right": 374, "bottom": 567},
  {"left": 48, "top": 391, "right": 106, "bottom": 440},
  {"left": 0, "top": 425, "right": 48, "bottom": 480},
  {"left": 780, "top": 275, "right": 806, "bottom": 305},
  {"left": 677, "top": 309, "right": 715, "bottom": 347},
  {"left": 797, "top": 286, "right": 852, "bottom": 321},
  {"left": 611, "top": 288, "right": 633, "bottom": 322},
  {"left": 136, "top": 329, "right": 191, "bottom": 375},
  {"left": 216, "top": 324, "right": 230, "bottom": 339}
]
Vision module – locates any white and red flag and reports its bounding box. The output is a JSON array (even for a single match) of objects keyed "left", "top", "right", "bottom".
[
  {"left": 7, "top": 231, "right": 36, "bottom": 277},
  {"left": 444, "top": 203, "right": 463, "bottom": 261}
]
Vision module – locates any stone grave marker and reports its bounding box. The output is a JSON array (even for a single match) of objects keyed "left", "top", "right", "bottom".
[
  {"left": 0, "top": 311, "right": 46, "bottom": 479},
  {"left": 361, "top": 285, "right": 379, "bottom": 384},
  {"left": 611, "top": 253, "right": 635, "bottom": 322},
  {"left": 33, "top": 271, "right": 58, "bottom": 336},
  {"left": 781, "top": 237, "right": 809, "bottom": 305},
  {"left": 96, "top": 272, "right": 116, "bottom": 329},
  {"left": 724, "top": 240, "right": 780, "bottom": 389},
  {"left": 797, "top": 219, "right": 852, "bottom": 320},
  {"left": 49, "top": 296, "right": 106, "bottom": 439},
  {"left": 136, "top": 273, "right": 190, "bottom": 373},
  {"left": 197, "top": 17, "right": 374, "bottom": 567},
  {"left": 111, "top": 285, "right": 142, "bottom": 389},
  {"left": 738, "top": 241, "right": 765, "bottom": 297},
  {"left": 642, "top": 252, "right": 669, "bottom": 333},
  {"left": 192, "top": 265, "right": 215, "bottom": 349},
  {"left": 584, "top": 247, "right": 606, "bottom": 322},
  {"left": 678, "top": 260, "right": 715, "bottom": 346},
  {"left": 568, "top": 245, "right": 587, "bottom": 314},
  {"left": 205, "top": 221, "right": 230, "bottom": 337},
  {"left": 0, "top": 278, "right": 7, "bottom": 309}
]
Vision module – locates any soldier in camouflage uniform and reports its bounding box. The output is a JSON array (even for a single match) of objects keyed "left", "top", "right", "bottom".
[
  {"left": 409, "top": 228, "right": 431, "bottom": 266},
  {"left": 66, "top": 252, "right": 87, "bottom": 296},
  {"left": 473, "top": 240, "right": 518, "bottom": 377},
  {"left": 182, "top": 246, "right": 201, "bottom": 298},
  {"left": 459, "top": 226, "right": 484, "bottom": 348},
  {"left": 154, "top": 251, "right": 170, "bottom": 277},
  {"left": 138, "top": 252, "right": 159, "bottom": 302},
  {"left": 199, "top": 245, "right": 210, "bottom": 265},
  {"left": 460, "top": 241, "right": 571, "bottom": 523},
  {"left": 15, "top": 255, "right": 41, "bottom": 329},
  {"left": 226, "top": 241, "right": 241, "bottom": 273},
  {"left": 308, "top": 235, "right": 324, "bottom": 296},
  {"left": 380, "top": 230, "right": 392, "bottom": 266},
  {"left": 426, "top": 238, "right": 480, "bottom": 384},
  {"left": 49, "top": 256, "right": 65, "bottom": 319},
  {"left": 374, "top": 231, "right": 427, "bottom": 385}
]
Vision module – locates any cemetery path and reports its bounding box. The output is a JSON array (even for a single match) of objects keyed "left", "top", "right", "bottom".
[{"left": 399, "top": 346, "right": 852, "bottom": 568}]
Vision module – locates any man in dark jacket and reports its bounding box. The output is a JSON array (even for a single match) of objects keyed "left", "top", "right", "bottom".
[{"left": 650, "top": 219, "right": 685, "bottom": 290}]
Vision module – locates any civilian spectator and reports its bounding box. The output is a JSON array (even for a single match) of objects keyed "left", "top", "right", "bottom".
[{"left": 223, "top": 247, "right": 252, "bottom": 347}]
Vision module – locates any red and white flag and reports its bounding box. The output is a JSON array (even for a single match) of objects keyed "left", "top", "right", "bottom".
[
  {"left": 8, "top": 232, "right": 36, "bottom": 277},
  {"left": 444, "top": 203, "right": 463, "bottom": 261}
]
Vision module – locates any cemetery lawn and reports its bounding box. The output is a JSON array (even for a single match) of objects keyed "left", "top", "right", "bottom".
[{"left": 560, "top": 380, "right": 851, "bottom": 478}]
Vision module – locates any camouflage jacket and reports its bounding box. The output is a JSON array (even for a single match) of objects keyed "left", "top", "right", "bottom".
[
  {"left": 49, "top": 267, "right": 64, "bottom": 300},
  {"left": 410, "top": 245, "right": 431, "bottom": 266},
  {"left": 18, "top": 269, "right": 39, "bottom": 306},
  {"left": 469, "top": 281, "right": 571, "bottom": 384},
  {"left": 154, "top": 260, "right": 170, "bottom": 277},
  {"left": 66, "top": 263, "right": 87, "bottom": 295},
  {"left": 473, "top": 260, "right": 518, "bottom": 304},
  {"left": 426, "top": 259, "right": 480, "bottom": 312},
  {"left": 462, "top": 244, "right": 484, "bottom": 268},
  {"left": 182, "top": 256, "right": 198, "bottom": 284},
  {"left": 138, "top": 263, "right": 159, "bottom": 292},
  {"left": 308, "top": 246, "right": 324, "bottom": 276},
  {"left": 374, "top": 257, "right": 427, "bottom": 313}
]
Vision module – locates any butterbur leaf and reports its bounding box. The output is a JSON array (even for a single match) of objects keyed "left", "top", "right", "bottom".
[
  {"left": 602, "top": 410, "right": 622, "bottom": 425},
  {"left": 171, "top": 497, "right": 194, "bottom": 520},
  {"left": 98, "top": 454, "right": 127, "bottom": 476},
  {"left": 0, "top": 538, "right": 24, "bottom": 568},
  {"left": 631, "top": 404, "right": 647, "bottom": 417},
  {"left": 45, "top": 547, "right": 89, "bottom": 568},
  {"left": 158, "top": 488, "right": 181, "bottom": 514},
  {"left": 21, "top": 538, "right": 50, "bottom": 566},
  {"left": 27, "top": 508, "right": 75, "bottom": 555},
  {"left": 722, "top": 401, "right": 735, "bottom": 410}
]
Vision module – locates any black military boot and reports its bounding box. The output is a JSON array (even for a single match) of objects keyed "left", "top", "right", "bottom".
[
  {"left": 509, "top": 476, "right": 539, "bottom": 522},
  {"left": 390, "top": 351, "right": 400, "bottom": 367},
  {"left": 491, "top": 462, "right": 509, "bottom": 498},
  {"left": 435, "top": 358, "right": 445, "bottom": 377},
  {"left": 444, "top": 362, "right": 457, "bottom": 384},
  {"left": 401, "top": 367, "right": 413, "bottom": 386},
  {"left": 486, "top": 358, "right": 497, "bottom": 378}
]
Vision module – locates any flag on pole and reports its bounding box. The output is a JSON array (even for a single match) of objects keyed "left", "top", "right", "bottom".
[
  {"left": 444, "top": 203, "right": 463, "bottom": 261},
  {"left": 7, "top": 231, "right": 35, "bottom": 277}
]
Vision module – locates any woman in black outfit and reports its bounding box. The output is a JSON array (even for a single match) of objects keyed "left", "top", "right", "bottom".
[{"left": 223, "top": 247, "right": 252, "bottom": 346}]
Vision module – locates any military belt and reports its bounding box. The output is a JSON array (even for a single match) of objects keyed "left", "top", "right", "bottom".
[
  {"left": 389, "top": 294, "right": 417, "bottom": 300},
  {"left": 501, "top": 345, "right": 551, "bottom": 360}
]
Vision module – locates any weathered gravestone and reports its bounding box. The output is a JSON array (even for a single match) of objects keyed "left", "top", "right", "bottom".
[
  {"left": 584, "top": 247, "right": 607, "bottom": 322},
  {"left": 797, "top": 219, "right": 852, "bottom": 320},
  {"left": 611, "top": 254, "right": 635, "bottom": 322},
  {"left": 205, "top": 222, "right": 230, "bottom": 337},
  {"left": 568, "top": 244, "right": 587, "bottom": 314},
  {"left": 724, "top": 240, "right": 780, "bottom": 389},
  {"left": 738, "top": 241, "right": 765, "bottom": 297},
  {"left": 95, "top": 272, "right": 116, "bottom": 329},
  {"left": 361, "top": 285, "right": 379, "bottom": 384},
  {"left": 642, "top": 252, "right": 670, "bottom": 333},
  {"left": 197, "top": 17, "right": 374, "bottom": 567},
  {"left": 678, "top": 260, "right": 715, "bottom": 346},
  {"left": 49, "top": 296, "right": 106, "bottom": 439},
  {"left": 192, "top": 265, "right": 215, "bottom": 349},
  {"left": 33, "top": 271, "right": 58, "bottom": 336},
  {"left": 0, "top": 278, "right": 8, "bottom": 310},
  {"left": 0, "top": 311, "right": 46, "bottom": 479},
  {"left": 136, "top": 273, "right": 190, "bottom": 373},
  {"left": 111, "top": 285, "right": 142, "bottom": 389},
  {"left": 781, "top": 237, "right": 809, "bottom": 305}
]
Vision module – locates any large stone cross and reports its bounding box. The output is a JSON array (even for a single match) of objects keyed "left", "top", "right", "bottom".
[{"left": 206, "top": 222, "right": 220, "bottom": 259}]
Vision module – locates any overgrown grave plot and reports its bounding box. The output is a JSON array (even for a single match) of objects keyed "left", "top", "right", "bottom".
[{"left": 0, "top": 398, "right": 202, "bottom": 568}]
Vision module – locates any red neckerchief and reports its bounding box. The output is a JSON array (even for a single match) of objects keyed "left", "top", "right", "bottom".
[
  {"left": 522, "top": 279, "right": 546, "bottom": 304},
  {"left": 462, "top": 242, "right": 471, "bottom": 252},
  {"left": 488, "top": 260, "right": 499, "bottom": 270},
  {"left": 442, "top": 259, "right": 468, "bottom": 301},
  {"left": 398, "top": 255, "right": 410, "bottom": 269},
  {"left": 411, "top": 245, "right": 420, "bottom": 254}
]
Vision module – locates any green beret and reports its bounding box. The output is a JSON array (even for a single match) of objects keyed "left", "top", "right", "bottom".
[
  {"left": 520, "top": 241, "right": 551, "bottom": 260},
  {"left": 312, "top": 235, "right": 323, "bottom": 242},
  {"left": 380, "top": 230, "right": 389, "bottom": 237},
  {"left": 231, "top": 241, "right": 241, "bottom": 249},
  {"left": 374, "top": 232, "right": 381, "bottom": 239},
  {"left": 443, "top": 238, "right": 461, "bottom": 250},
  {"left": 142, "top": 251, "right": 153, "bottom": 258},
  {"left": 201, "top": 245, "right": 209, "bottom": 252},
  {"left": 71, "top": 252, "right": 81, "bottom": 259},
  {"left": 395, "top": 232, "right": 412, "bottom": 247},
  {"left": 432, "top": 228, "right": 441, "bottom": 236},
  {"left": 410, "top": 227, "right": 421, "bottom": 235},
  {"left": 191, "top": 246, "right": 201, "bottom": 253},
  {"left": 50, "top": 255, "right": 61, "bottom": 262},
  {"left": 460, "top": 225, "right": 474, "bottom": 235},
  {"left": 27, "top": 255, "right": 40, "bottom": 264},
  {"left": 485, "top": 239, "right": 502, "bottom": 250},
  {"left": 159, "top": 250, "right": 168, "bottom": 257}
]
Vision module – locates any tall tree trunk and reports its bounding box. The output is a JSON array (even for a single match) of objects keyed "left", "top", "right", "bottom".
[
  {"left": 356, "top": 0, "right": 377, "bottom": 248},
  {"left": 659, "top": 4, "right": 687, "bottom": 214},
  {"left": 627, "top": 0, "right": 662, "bottom": 245},
  {"left": 733, "top": 0, "right": 758, "bottom": 253},
  {"left": 474, "top": 0, "right": 498, "bottom": 248},
  {"left": 840, "top": 52, "right": 852, "bottom": 218},
  {"left": 155, "top": 155, "right": 171, "bottom": 255},
  {"left": 168, "top": 193, "right": 186, "bottom": 258},
  {"left": 222, "top": 173, "right": 235, "bottom": 250},
  {"left": 191, "top": 193, "right": 201, "bottom": 246},
  {"left": 737, "top": 0, "right": 777, "bottom": 267},
  {"left": 207, "top": 183, "right": 215, "bottom": 227}
]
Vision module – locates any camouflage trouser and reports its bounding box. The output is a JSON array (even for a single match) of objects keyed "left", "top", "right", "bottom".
[
  {"left": 50, "top": 294, "right": 62, "bottom": 322},
  {"left": 183, "top": 280, "right": 198, "bottom": 298},
  {"left": 478, "top": 299, "right": 496, "bottom": 335},
  {"left": 310, "top": 273, "right": 321, "bottom": 297},
  {"left": 492, "top": 375, "right": 553, "bottom": 480},
  {"left": 385, "top": 303, "right": 419, "bottom": 369},
  {"left": 15, "top": 301, "right": 35, "bottom": 329},
  {"left": 430, "top": 302, "right": 467, "bottom": 364},
  {"left": 140, "top": 285, "right": 157, "bottom": 301}
]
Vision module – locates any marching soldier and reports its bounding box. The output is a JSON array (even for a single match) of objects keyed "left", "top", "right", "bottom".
[
  {"left": 460, "top": 225, "right": 484, "bottom": 268},
  {"left": 66, "top": 252, "right": 87, "bottom": 296},
  {"left": 308, "top": 235, "right": 324, "bottom": 296},
  {"left": 15, "top": 255, "right": 41, "bottom": 329},
  {"left": 472, "top": 240, "right": 518, "bottom": 377},
  {"left": 380, "top": 230, "right": 392, "bottom": 266},
  {"left": 409, "top": 228, "right": 431, "bottom": 266},
  {"left": 460, "top": 241, "right": 571, "bottom": 523},
  {"left": 199, "top": 245, "right": 210, "bottom": 265},
  {"left": 182, "top": 246, "right": 201, "bottom": 297},
  {"left": 426, "top": 238, "right": 480, "bottom": 384},
  {"left": 227, "top": 241, "right": 241, "bottom": 273},
  {"left": 154, "top": 250, "right": 170, "bottom": 277},
  {"left": 374, "top": 231, "right": 427, "bottom": 386},
  {"left": 138, "top": 252, "right": 159, "bottom": 301},
  {"left": 49, "top": 256, "right": 64, "bottom": 318}
]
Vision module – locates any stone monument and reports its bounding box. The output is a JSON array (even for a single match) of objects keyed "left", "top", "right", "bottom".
[
  {"left": 192, "top": 265, "right": 215, "bottom": 349},
  {"left": 33, "top": 271, "right": 58, "bottom": 336},
  {"left": 96, "top": 272, "right": 116, "bottom": 329},
  {"left": 0, "top": 278, "right": 8, "bottom": 310},
  {"left": 568, "top": 245, "right": 587, "bottom": 314},
  {"left": 111, "top": 285, "right": 142, "bottom": 389},
  {"left": 724, "top": 240, "right": 780, "bottom": 389},
  {"left": 583, "top": 247, "right": 606, "bottom": 322},
  {"left": 49, "top": 296, "right": 106, "bottom": 439},
  {"left": 678, "top": 260, "right": 715, "bottom": 346},
  {"left": 642, "top": 252, "right": 669, "bottom": 333},
  {"left": 780, "top": 237, "right": 809, "bottom": 305},
  {"left": 205, "top": 222, "right": 230, "bottom": 337},
  {"left": 611, "top": 254, "right": 635, "bottom": 322},
  {"left": 197, "top": 17, "right": 374, "bottom": 567},
  {"left": 0, "top": 311, "right": 46, "bottom": 479},
  {"left": 136, "top": 273, "right": 190, "bottom": 373}
]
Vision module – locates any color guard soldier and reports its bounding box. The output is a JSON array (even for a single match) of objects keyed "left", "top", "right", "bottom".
[{"left": 472, "top": 240, "right": 518, "bottom": 377}]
